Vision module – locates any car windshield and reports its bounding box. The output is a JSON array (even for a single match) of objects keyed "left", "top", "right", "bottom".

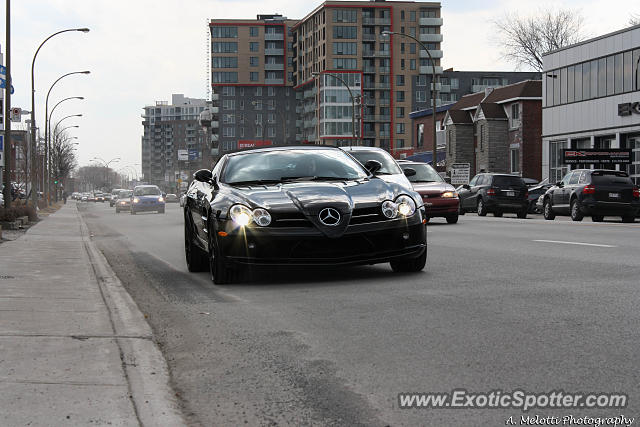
[
  {"left": 134, "top": 187, "right": 161, "bottom": 196},
  {"left": 404, "top": 164, "right": 443, "bottom": 183},
  {"left": 118, "top": 190, "right": 133, "bottom": 198},
  {"left": 493, "top": 175, "right": 525, "bottom": 187},
  {"left": 346, "top": 150, "right": 402, "bottom": 175},
  {"left": 222, "top": 149, "right": 368, "bottom": 184}
]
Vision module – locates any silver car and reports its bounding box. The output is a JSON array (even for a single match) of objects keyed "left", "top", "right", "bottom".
[{"left": 340, "top": 146, "right": 414, "bottom": 190}]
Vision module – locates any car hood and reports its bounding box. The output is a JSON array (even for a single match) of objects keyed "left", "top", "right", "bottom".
[
  {"left": 223, "top": 178, "right": 422, "bottom": 238},
  {"left": 374, "top": 173, "right": 413, "bottom": 189},
  {"left": 410, "top": 181, "right": 456, "bottom": 195}
]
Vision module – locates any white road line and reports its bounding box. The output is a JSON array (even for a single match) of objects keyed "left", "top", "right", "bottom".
[{"left": 533, "top": 239, "right": 617, "bottom": 248}]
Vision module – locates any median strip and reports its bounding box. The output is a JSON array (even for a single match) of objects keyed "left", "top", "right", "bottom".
[{"left": 533, "top": 239, "right": 616, "bottom": 248}]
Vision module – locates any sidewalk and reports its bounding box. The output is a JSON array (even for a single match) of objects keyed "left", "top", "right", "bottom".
[{"left": 0, "top": 203, "right": 184, "bottom": 426}]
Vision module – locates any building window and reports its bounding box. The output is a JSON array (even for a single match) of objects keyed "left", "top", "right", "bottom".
[
  {"left": 333, "top": 9, "right": 357, "bottom": 23},
  {"left": 212, "top": 42, "right": 237, "bottom": 53},
  {"left": 268, "top": 127, "right": 275, "bottom": 137},
  {"left": 410, "top": 59, "right": 416, "bottom": 70},
  {"left": 396, "top": 75, "right": 405, "bottom": 86},
  {"left": 222, "top": 127, "right": 235, "bottom": 137},
  {"left": 410, "top": 43, "right": 416, "bottom": 54},
  {"left": 333, "top": 26, "right": 357, "bottom": 39},
  {"left": 250, "top": 42, "right": 259, "bottom": 52},
  {"left": 396, "top": 123, "right": 405, "bottom": 134},
  {"left": 212, "top": 57, "right": 238, "bottom": 68},
  {"left": 396, "top": 107, "right": 405, "bottom": 118},
  {"left": 254, "top": 100, "right": 262, "bottom": 110},
  {"left": 333, "top": 58, "right": 358, "bottom": 69},
  {"left": 214, "top": 72, "right": 238, "bottom": 83},
  {"left": 396, "top": 91, "right": 405, "bottom": 102},
  {"left": 332, "top": 42, "right": 357, "bottom": 55},
  {"left": 211, "top": 26, "right": 238, "bottom": 38},
  {"left": 396, "top": 139, "right": 405, "bottom": 148},
  {"left": 250, "top": 72, "right": 258, "bottom": 81},
  {"left": 510, "top": 103, "right": 520, "bottom": 128},
  {"left": 410, "top": 11, "right": 416, "bottom": 22},
  {"left": 222, "top": 86, "right": 235, "bottom": 96},
  {"left": 478, "top": 124, "right": 484, "bottom": 151},
  {"left": 250, "top": 27, "right": 258, "bottom": 37},
  {"left": 549, "top": 140, "right": 568, "bottom": 183},
  {"left": 250, "top": 57, "right": 258, "bottom": 67},
  {"left": 415, "top": 90, "right": 426, "bottom": 102},
  {"left": 510, "top": 148, "right": 520, "bottom": 173},
  {"left": 222, "top": 114, "right": 235, "bottom": 124},
  {"left": 268, "top": 86, "right": 275, "bottom": 96},
  {"left": 256, "top": 126, "right": 262, "bottom": 137},
  {"left": 401, "top": 10, "right": 405, "bottom": 20},
  {"left": 255, "top": 87, "right": 262, "bottom": 96}
]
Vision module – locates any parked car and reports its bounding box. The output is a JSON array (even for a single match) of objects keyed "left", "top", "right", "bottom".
[
  {"left": 542, "top": 169, "right": 640, "bottom": 222},
  {"left": 457, "top": 173, "right": 529, "bottom": 218},
  {"left": 131, "top": 185, "right": 165, "bottom": 214},
  {"left": 398, "top": 160, "right": 460, "bottom": 224},
  {"left": 110, "top": 189, "right": 127, "bottom": 207},
  {"left": 184, "top": 146, "right": 427, "bottom": 284},
  {"left": 527, "top": 183, "right": 553, "bottom": 213},
  {"left": 165, "top": 193, "right": 179, "bottom": 203},
  {"left": 115, "top": 190, "right": 133, "bottom": 213},
  {"left": 340, "top": 146, "right": 414, "bottom": 190}
]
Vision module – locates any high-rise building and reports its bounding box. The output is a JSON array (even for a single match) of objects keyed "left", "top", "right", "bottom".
[
  {"left": 291, "top": 1, "right": 443, "bottom": 154},
  {"left": 141, "top": 94, "right": 212, "bottom": 192},
  {"left": 209, "top": 14, "right": 300, "bottom": 154}
]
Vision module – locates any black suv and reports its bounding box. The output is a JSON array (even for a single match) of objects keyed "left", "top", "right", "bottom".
[
  {"left": 457, "top": 173, "right": 529, "bottom": 218},
  {"left": 542, "top": 169, "right": 640, "bottom": 222}
]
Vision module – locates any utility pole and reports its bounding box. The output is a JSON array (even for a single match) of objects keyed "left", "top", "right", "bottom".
[{"left": 2, "top": 0, "right": 12, "bottom": 208}]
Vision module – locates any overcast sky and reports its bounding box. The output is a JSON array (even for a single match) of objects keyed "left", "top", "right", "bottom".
[{"left": 1, "top": 0, "right": 636, "bottom": 175}]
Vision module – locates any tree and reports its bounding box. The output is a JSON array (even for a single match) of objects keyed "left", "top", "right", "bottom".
[
  {"left": 51, "top": 131, "right": 78, "bottom": 198},
  {"left": 631, "top": 13, "right": 640, "bottom": 27},
  {"left": 494, "top": 8, "right": 586, "bottom": 71}
]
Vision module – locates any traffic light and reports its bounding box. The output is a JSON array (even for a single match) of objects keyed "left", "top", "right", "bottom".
[{"left": 54, "top": 180, "right": 58, "bottom": 184}]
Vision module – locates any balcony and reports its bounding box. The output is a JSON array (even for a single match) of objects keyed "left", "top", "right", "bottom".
[
  {"left": 211, "top": 120, "right": 219, "bottom": 128},
  {"left": 296, "top": 120, "right": 302, "bottom": 127},
  {"left": 210, "top": 106, "right": 219, "bottom": 114},
  {"left": 430, "top": 82, "right": 441, "bottom": 91},
  {"left": 378, "top": 99, "right": 390, "bottom": 106},
  {"left": 265, "top": 63, "right": 284, "bottom": 71},
  {"left": 211, "top": 133, "right": 219, "bottom": 141},
  {"left": 362, "top": 50, "right": 375, "bottom": 57},
  {"left": 363, "top": 115, "right": 390, "bottom": 122},
  {"left": 419, "top": 49, "right": 443, "bottom": 59},
  {"left": 303, "top": 104, "right": 316, "bottom": 114},
  {"left": 364, "top": 98, "right": 377, "bottom": 106},
  {"left": 362, "top": 17, "right": 391, "bottom": 25},
  {"left": 264, "top": 48, "right": 284, "bottom": 56},
  {"left": 296, "top": 105, "right": 302, "bottom": 113},
  {"left": 378, "top": 67, "right": 390, "bottom": 74},
  {"left": 419, "top": 17, "right": 443, "bottom": 26},
  {"left": 362, "top": 33, "right": 376, "bottom": 41},
  {"left": 419, "top": 65, "right": 443, "bottom": 75},
  {"left": 419, "top": 33, "right": 443, "bottom": 43},
  {"left": 375, "top": 50, "right": 390, "bottom": 57},
  {"left": 363, "top": 65, "right": 376, "bottom": 73},
  {"left": 363, "top": 82, "right": 390, "bottom": 90},
  {"left": 211, "top": 93, "right": 219, "bottom": 101},
  {"left": 264, "top": 33, "right": 284, "bottom": 41},
  {"left": 440, "top": 84, "right": 451, "bottom": 93},
  {"left": 363, "top": 129, "right": 377, "bottom": 137},
  {"left": 264, "top": 78, "right": 284, "bottom": 85}
]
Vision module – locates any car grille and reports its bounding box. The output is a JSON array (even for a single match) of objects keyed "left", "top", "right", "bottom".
[
  {"left": 270, "top": 206, "right": 389, "bottom": 227},
  {"left": 271, "top": 212, "right": 313, "bottom": 227},
  {"left": 350, "top": 206, "right": 388, "bottom": 225}
]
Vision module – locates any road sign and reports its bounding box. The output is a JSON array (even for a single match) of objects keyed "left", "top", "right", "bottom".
[
  {"left": 450, "top": 163, "right": 470, "bottom": 185},
  {"left": 10, "top": 107, "right": 21, "bottom": 122},
  {"left": 177, "top": 150, "right": 188, "bottom": 161}
]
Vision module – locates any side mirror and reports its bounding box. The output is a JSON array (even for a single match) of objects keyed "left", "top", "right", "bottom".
[
  {"left": 555, "top": 181, "right": 563, "bottom": 187},
  {"left": 364, "top": 160, "right": 383, "bottom": 175},
  {"left": 462, "top": 184, "right": 470, "bottom": 190},
  {"left": 403, "top": 167, "right": 417, "bottom": 177},
  {"left": 444, "top": 177, "right": 451, "bottom": 184},
  {"left": 194, "top": 169, "right": 213, "bottom": 183}
]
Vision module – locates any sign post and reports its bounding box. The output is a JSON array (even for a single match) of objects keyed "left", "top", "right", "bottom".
[{"left": 450, "top": 163, "right": 470, "bottom": 185}]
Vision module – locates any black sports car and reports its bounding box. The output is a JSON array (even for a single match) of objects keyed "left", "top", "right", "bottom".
[{"left": 184, "top": 146, "right": 427, "bottom": 284}]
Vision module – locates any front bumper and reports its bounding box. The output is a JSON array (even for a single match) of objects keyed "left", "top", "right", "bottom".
[
  {"left": 216, "top": 214, "right": 427, "bottom": 266},
  {"left": 422, "top": 197, "right": 459, "bottom": 217},
  {"left": 131, "top": 202, "right": 164, "bottom": 211}
]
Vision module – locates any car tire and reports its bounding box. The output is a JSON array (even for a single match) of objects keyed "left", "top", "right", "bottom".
[
  {"left": 184, "top": 218, "right": 208, "bottom": 272},
  {"left": 446, "top": 214, "right": 459, "bottom": 224},
  {"left": 477, "top": 199, "right": 487, "bottom": 216},
  {"left": 543, "top": 198, "right": 555, "bottom": 220},
  {"left": 570, "top": 198, "right": 584, "bottom": 221},
  {"left": 517, "top": 209, "right": 527, "bottom": 219},
  {"left": 390, "top": 247, "right": 427, "bottom": 273},
  {"left": 208, "top": 224, "right": 234, "bottom": 284},
  {"left": 493, "top": 211, "right": 503, "bottom": 217},
  {"left": 592, "top": 215, "right": 604, "bottom": 222},
  {"left": 621, "top": 215, "right": 635, "bottom": 223}
]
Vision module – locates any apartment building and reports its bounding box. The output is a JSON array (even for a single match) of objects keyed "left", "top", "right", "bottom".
[
  {"left": 291, "top": 0, "right": 443, "bottom": 154},
  {"left": 141, "top": 94, "right": 211, "bottom": 192},
  {"left": 210, "top": 14, "right": 300, "bottom": 153}
]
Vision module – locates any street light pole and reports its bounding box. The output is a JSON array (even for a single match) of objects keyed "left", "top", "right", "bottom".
[
  {"left": 51, "top": 114, "right": 82, "bottom": 202},
  {"left": 382, "top": 31, "right": 438, "bottom": 166},
  {"left": 312, "top": 71, "right": 358, "bottom": 147},
  {"left": 2, "top": 0, "right": 12, "bottom": 208},
  {"left": 30, "top": 27, "right": 90, "bottom": 206}
]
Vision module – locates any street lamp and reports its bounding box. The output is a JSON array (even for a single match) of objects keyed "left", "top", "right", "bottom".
[
  {"left": 382, "top": 30, "right": 439, "bottom": 166},
  {"left": 312, "top": 71, "right": 359, "bottom": 147},
  {"left": 30, "top": 27, "right": 90, "bottom": 206}
]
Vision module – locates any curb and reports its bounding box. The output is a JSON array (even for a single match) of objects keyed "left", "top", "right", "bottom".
[{"left": 77, "top": 207, "right": 186, "bottom": 426}]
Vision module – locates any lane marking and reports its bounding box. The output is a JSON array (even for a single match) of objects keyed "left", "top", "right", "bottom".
[{"left": 533, "top": 239, "right": 616, "bottom": 248}]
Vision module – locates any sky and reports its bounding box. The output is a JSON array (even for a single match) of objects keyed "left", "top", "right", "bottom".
[{"left": 0, "top": 0, "right": 637, "bottom": 176}]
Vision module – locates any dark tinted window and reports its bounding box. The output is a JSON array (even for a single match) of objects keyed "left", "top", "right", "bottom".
[
  {"left": 569, "top": 171, "right": 580, "bottom": 185},
  {"left": 347, "top": 150, "right": 402, "bottom": 175},
  {"left": 492, "top": 175, "right": 526, "bottom": 187},
  {"left": 134, "top": 186, "right": 161, "bottom": 196},
  {"left": 403, "top": 163, "right": 443, "bottom": 182},
  {"left": 590, "top": 171, "right": 633, "bottom": 185},
  {"left": 118, "top": 190, "right": 133, "bottom": 198}
]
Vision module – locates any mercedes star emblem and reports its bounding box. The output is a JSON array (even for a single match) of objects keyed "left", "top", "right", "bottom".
[{"left": 318, "top": 207, "right": 341, "bottom": 226}]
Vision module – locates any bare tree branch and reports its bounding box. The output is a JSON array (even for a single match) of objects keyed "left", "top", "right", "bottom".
[
  {"left": 630, "top": 13, "right": 640, "bottom": 26},
  {"left": 494, "top": 8, "right": 586, "bottom": 71}
]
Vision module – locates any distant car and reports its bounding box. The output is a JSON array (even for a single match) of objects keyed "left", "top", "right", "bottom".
[
  {"left": 542, "top": 169, "right": 640, "bottom": 222},
  {"left": 527, "top": 183, "right": 553, "bottom": 213},
  {"left": 398, "top": 160, "right": 460, "bottom": 223},
  {"left": 131, "top": 185, "right": 165, "bottom": 214},
  {"left": 110, "top": 188, "right": 127, "bottom": 207},
  {"left": 165, "top": 193, "right": 179, "bottom": 203},
  {"left": 81, "top": 195, "right": 88, "bottom": 202},
  {"left": 115, "top": 190, "right": 133, "bottom": 213},
  {"left": 94, "top": 193, "right": 106, "bottom": 202},
  {"left": 457, "top": 173, "right": 529, "bottom": 218},
  {"left": 340, "top": 146, "right": 414, "bottom": 190}
]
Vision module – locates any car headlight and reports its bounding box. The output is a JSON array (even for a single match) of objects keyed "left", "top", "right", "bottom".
[
  {"left": 395, "top": 195, "right": 416, "bottom": 217},
  {"left": 229, "top": 204, "right": 253, "bottom": 227},
  {"left": 252, "top": 208, "right": 272, "bottom": 227},
  {"left": 381, "top": 200, "right": 398, "bottom": 218},
  {"left": 441, "top": 191, "right": 457, "bottom": 198},
  {"left": 133, "top": 198, "right": 139, "bottom": 203},
  {"left": 158, "top": 197, "right": 164, "bottom": 202}
]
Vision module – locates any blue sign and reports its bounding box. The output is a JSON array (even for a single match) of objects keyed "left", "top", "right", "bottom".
[
  {"left": 188, "top": 149, "right": 199, "bottom": 161},
  {"left": 0, "top": 134, "right": 3, "bottom": 151}
]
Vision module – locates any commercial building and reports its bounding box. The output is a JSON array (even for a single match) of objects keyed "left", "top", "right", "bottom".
[
  {"left": 141, "top": 94, "right": 212, "bottom": 192},
  {"left": 442, "top": 80, "right": 542, "bottom": 179},
  {"left": 292, "top": 1, "right": 443, "bottom": 154},
  {"left": 209, "top": 14, "right": 300, "bottom": 153},
  {"left": 542, "top": 25, "right": 640, "bottom": 184}
]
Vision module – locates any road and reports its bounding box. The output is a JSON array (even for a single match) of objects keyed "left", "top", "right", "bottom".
[{"left": 78, "top": 201, "right": 640, "bottom": 426}]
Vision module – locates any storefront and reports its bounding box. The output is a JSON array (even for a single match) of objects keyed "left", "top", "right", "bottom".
[{"left": 542, "top": 25, "right": 640, "bottom": 184}]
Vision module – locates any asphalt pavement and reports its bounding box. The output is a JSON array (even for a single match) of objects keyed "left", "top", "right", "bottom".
[{"left": 79, "top": 200, "right": 640, "bottom": 426}]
